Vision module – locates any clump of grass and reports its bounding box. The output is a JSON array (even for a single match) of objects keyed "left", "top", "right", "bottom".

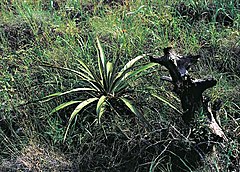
[{"left": 174, "top": 0, "right": 239, "bottom": 26}]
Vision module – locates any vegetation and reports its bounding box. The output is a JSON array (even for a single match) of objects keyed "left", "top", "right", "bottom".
[
  {"left": 42, "top": 38, "right": 156, "bottom": 141},
  {"left": 0, "top": 0, "right": 239, "bottom": 171}
]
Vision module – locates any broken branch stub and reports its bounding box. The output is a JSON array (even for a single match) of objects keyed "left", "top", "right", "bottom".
[{"left": 150, "top": 47, "right": 227, "bottom": 141}]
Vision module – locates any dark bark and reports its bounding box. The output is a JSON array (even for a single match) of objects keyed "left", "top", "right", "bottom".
[{"left": 150, "top": 47, "right": 227, "bottom": 141}]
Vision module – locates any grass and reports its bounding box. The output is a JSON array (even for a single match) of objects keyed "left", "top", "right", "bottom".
[{"left": 0, "top": 0, "right": 239, "bottom": 171}]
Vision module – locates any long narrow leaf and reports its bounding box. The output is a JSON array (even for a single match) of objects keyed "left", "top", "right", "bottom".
[
  {"left": 121, "top": 54, "right": 146, "bottom": 72},
  {"left": 76, "top": 58, "right": 92, "bottom": 74},
  {"left": 96, "top": 95, "right": 107, "bottom": 124},
  {"left": 97, "top": 38, "right": 107, "bottom": 86},
  {"left": 120, "top": 97, "right": 151, "bottom": 130},
  {"left": 64, "top": 97, "right": 98, "bottom": 142},
  {"left": 111, "top": 55, "right": 147, "bottom": 92},
  {"left": 106, "top": 61, "right": 113, "bottom": 91},
  {"left": 97, "top": 38, "right": 107, "bottom": 70},
  {"left": 76, "top": 58, "right": 103, "bottom": 84},
  {"left": 51, "top": 100, "right": 81, "bottom": 114},
  {"left": 41, "top": 88, "right": 96, "bottom": 102},
  {"left": 108, "top": 57, "right": 120, "bottom": 93},
  {"left": 76, "top": 59, "right": 103, "bottom": 88},
  {"left": 97, "top": 38, "right": 107, "bottom": 79},
  {"left": 151, "top": 93, "right": 182, "bottom": 114},
  {"left": 40, "top": 64, "right": 102, "bottom": 91},
  {"left": 113, "top": 63, "right": 157, "bottom": 93},
  {"left": 40, "top": 64, "right": 91, "bottom": 80},
  {"left": 124, "top": 63, "right": 157, "bottom": 79},
  {"left": 76, "top": 59, "right": 95, "bottom": 79}
]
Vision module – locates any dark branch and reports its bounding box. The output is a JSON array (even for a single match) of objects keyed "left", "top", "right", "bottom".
[
  {"left": 149, "top": 48, "right": 201, "bottom": 83},
  {"left": 160, "top": 76, "right": 173, "bottom": 82},
  {"left": 149, "top": 48, "right": 217, "bottom": 124},
  {"left": 193, "top": 78, "right": 217, "bottom": 93}
]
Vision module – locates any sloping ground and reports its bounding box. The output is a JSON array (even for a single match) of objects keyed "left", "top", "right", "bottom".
[{"left": 0, "top": 0, "right": 239, "bottom": 171}]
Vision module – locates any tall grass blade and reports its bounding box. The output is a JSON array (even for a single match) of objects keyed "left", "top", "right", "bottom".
[{"left": 151, "top": 93, "right": 182, "bottom": 114}]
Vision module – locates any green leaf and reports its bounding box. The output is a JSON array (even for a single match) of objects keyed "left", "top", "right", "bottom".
[
  {"left": 76, "top": 58, "right": 103, "bottom": 89},
  {"left": 76, "top": 58, "right": 91, "bottom": 73},
  {"left": 111, "top": 54, "right": 149, "bottom": 92},
  {"left": 106, "top": 62, "right": 113, "bottom": 78},
  {"left": 151, "top": 93, "right": 182, "bottom": 114},
  {"left": 42, "top": 92, "right": 62, "bottom": 100},
  {"left": 96, "top": 95, "right": 107, "bottom": 124},
  {"left": 106, "top": 61, "right": 113, "bottom": 90},
  {"left": 97, "top": 38, "right": 106, "bottom": 70},
  {"left": 40, "top": 64, "right": 91, "bottom": 80},
  {"left": 41, "top": 88, "right": 96, "bottom": 102},
  {"left": 125, "top": 63, "right": 157, "bottom": 79},
  {"left": 40, "top": 64, "right": 102, "bottom": 91},
  {"left": 121, "top": 54, "right": 146, "bottom": 72},
  {"left": 111, "top": 55, "right": 147, "bottom": 92},
  {"left": 108, "top": 58, "right": 120, "bottom": 93},
  {"left": 58, "top": 88, "right": 95, "bottom": 96},
  {"left": 120, "top": 97, "right": 151, "bottom": 129},
  {"left": 76, "top": 58, "right": 95, "bottom": 79},
  {"left": 96, "top": 38, "right": 107, "bottom": 90},
  {"left": 51, "top": 100, "right": 81, "bottom": 114},
  {"left": 113, "top": 63, "right": 157, "bottom": 93},
  {"left": 64, "top": 97, "right": 98, "bottom": 142}
]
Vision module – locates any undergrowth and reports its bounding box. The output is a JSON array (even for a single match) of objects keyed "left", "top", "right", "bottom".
[{"left": 0, "top": 0, "right": 239, "bottom": 171}]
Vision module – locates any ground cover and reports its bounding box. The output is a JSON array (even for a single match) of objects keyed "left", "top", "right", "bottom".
[{"left": 0, "top": 0, "right": 239, "bottom": 171}]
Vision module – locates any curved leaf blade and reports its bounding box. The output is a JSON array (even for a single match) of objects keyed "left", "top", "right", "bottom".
[
  {"left": 41, "top": 88, "right": 96, "bottom": 102},
  {"left": 51, "top": 100, "right": 81, "bottom": 114},
  {"left": 111, "top": 55, "right": 147, "bottom": 92},
  {"left": 121, "top": 54, "right": 146, "bottom": 72},
  {"left": 64, "top": 97, "right": 98, "bottom": 142},
  {"left": 108, "top": 57, "right": 120, "bottom": 90},
  {"left": 96, "top": 95, "right": 107, "bottom": 124},
  {"left": 119, "top": 97, "right": 151, "bottom": 130},
  {"left": 40, "top": 64, "right": 91, "bottom": 80},
  {"left": 97, "top": 38, "right": 108, "bottom": 90},
  {"left": 97, "top": 38, "right": 106, "bottom": 69},
  {"left": 113, "top": 63, "right": 157, "bottom": 93},
  {"left": 106, "top": 61, "right": 113, "bottom": 91},
  {"left": 124, "top": 63, "right": 157, "bottom": 79},
  {"left": 151, "top": 93, "right": 182, "bottom": 114},
  {"left": 76, "top": 58, "right": 92, "bottom": 75}
]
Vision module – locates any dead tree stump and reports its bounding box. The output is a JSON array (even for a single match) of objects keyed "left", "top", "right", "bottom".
[{"left": 150, "top": 47, "right": 227, "bottom": 141}]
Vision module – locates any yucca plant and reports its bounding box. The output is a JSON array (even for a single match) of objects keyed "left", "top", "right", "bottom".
[{"left": 42, "top": 38, "right": 157, "bottom": 141}]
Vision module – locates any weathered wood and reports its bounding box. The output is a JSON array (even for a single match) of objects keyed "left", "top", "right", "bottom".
[{"left": 150, "top": 47, "right": 227, "bottom": 141}]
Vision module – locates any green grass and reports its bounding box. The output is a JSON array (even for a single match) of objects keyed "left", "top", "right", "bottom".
[{"left": 0, "top": 0, "right": 239, "bottom": 171}]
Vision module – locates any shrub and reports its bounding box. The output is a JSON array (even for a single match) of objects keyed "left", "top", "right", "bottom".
[{"left": 42, "top": 38, "right": 156, "bottom": 141}]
